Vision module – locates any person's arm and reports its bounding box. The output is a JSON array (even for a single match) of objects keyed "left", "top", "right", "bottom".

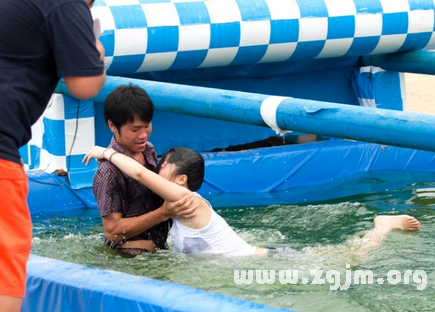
[
  {"left": 63, "top": 40, "right": 106, "bottom": 99},
  {"left": 92, "top": 159, "right": 197, "bottom": 243},
  {"left": 63, "top": 73, "right": 105, "bottom": 99},
  {"left": 51, "top": 3, "right": 106, "bottom": 99},
  {"left": 102, "top": 197, "right": 196, "bottom": 243},
  {"left": 84, "top": 146, "right": 192, "bottom": 202}
]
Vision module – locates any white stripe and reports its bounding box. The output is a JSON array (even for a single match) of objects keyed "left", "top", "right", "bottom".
[
  {"left": 399, "top": 72, "right": 407, "bottom": 111},
  {"left": 358, "top": 98, "right": 377, "bottom": 108},
  {"left": 260, "top": 96, "right": 292, "bottom": 136},
  {"left": 44, "top": 94, "right": 65, "bottom": 120},
  {"left": 360, "top": 66, "right": 385, "bottom": 74}
]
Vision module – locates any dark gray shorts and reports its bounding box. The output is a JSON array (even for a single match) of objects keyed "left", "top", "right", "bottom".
[{"left": 266, "top": 246, "right": 298, "bottom": 255}]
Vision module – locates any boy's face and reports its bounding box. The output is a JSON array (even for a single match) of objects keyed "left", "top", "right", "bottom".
[{"left": 109, "top": 116, "right": 152, "bottom": 156}]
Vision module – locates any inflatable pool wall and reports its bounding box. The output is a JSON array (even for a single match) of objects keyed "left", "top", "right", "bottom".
[
  {"left": 21, "top": 0, "right": 435, "bottom": 311},
  {"left": 22, "top": 0, "right": 435, "bottom": 211}
]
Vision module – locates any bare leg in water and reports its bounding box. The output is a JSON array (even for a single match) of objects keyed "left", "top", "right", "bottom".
[
  {"left": 354, "top": 215, "right": 420, "bottom": 254},
  {"left": 300, "top": 214, "right": 421, "bottom": 259},
  {"left": 254, "top": 215, "right": 420, "bottom": 257}
]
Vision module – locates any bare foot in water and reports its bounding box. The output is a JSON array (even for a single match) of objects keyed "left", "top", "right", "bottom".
[
  {"left": 373, "top": 215, "right": 420, "bottom": 237},
  {"left": 348, "top": 215, "right": 421, "bottom": 257},
  {"left": 310, "top": 215, "right": 420, "bottom": 259}
]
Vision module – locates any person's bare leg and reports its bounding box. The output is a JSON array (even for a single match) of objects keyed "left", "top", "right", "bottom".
[
  {"left": 0, "top": 295, "right": 23, "bottom": 312},
  {"left": 355, "top": 215, "right": 420, "bottom": 253},
  {"left": 306, "top": 215, "right": 420, "bottom": 259},
  {"left": 373, "top": 215, "right": 420, "bottom": 236}
]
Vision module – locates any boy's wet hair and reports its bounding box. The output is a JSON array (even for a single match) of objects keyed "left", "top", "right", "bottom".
[
  {"left": 104, "top": 84, "right": 154, "bottom": 131},
  {"left": 157, "top": 147, "right": 205, "bottom": 192}
]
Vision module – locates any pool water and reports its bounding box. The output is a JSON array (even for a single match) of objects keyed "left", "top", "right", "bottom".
[{"left": 31, "top": 183, "right": 435, "bottom": 312}]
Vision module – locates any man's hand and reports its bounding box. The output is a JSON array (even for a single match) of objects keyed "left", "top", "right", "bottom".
[{"left": 161, "top": 194, "right": 198, "bottom": 219}]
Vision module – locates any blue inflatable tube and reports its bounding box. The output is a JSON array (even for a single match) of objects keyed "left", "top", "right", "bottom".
[
  {"left": 22, "top": 255, "right": 293, "bottom": 312},
  {"left": 91, "top": 0, "right": 435, "bottom": 75},
  {"left": 362, "top": 50, "right": 435, "bottom": 75},
  {"left": 57, "top": 76, "right": 435, "bottom": 152}
]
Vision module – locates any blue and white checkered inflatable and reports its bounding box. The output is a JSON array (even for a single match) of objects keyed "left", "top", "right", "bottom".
[
  {"left": 92, "top": 0, "right": 435, "bottom": 75},
  {"left": 21, "top": 0, "right": 434, "bottom": 186}
]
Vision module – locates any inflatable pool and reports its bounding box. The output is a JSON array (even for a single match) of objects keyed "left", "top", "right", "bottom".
[{"left": 21, "top": 0, "right": 435, "bottom": 311}]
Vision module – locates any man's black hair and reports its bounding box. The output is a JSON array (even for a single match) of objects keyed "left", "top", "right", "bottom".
[{"left": 104, "top": 84, "right": 154, "bottom": 131}]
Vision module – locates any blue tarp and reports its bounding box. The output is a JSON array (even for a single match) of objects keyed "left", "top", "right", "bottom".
[
  {"left": 27, "top": 139, "right": 435, "bottom": 214},
  {"left": 22, "top": 255, "right": 293, "bottom": 312}
]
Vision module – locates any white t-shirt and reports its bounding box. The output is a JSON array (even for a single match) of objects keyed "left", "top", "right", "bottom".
[{"left": 170, "top": 194, "right": 257, "bottom": 257}]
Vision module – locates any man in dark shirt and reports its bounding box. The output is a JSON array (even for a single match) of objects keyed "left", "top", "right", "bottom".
[
  {"left": 93, "top": 85, "right": 197, "bottom": 256},
  {"left": 0, "top": 0, "right": 105, "bottom": 310}
]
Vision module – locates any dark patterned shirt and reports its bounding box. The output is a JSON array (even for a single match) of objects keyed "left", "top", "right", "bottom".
[{"left": 93, "top": 137, "right": 170, "bottom": 250}]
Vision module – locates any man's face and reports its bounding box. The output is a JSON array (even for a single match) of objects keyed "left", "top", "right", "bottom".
[{"left": 110, "top": 116, "right": 152, "bottom": 156}]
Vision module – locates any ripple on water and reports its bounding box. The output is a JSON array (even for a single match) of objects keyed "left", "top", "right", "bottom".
[{"left": 31, "top": 184, "right": 435, "bottom": 312}]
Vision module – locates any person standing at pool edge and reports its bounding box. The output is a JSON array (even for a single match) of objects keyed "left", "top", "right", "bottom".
[
  {"left": 92, "top": 84, "right": 197, "bottom": 256},
  {"left": 0, "top": 0, "right": 106, "bottom": 311}
]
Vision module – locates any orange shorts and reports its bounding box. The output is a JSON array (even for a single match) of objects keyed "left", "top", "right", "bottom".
[{"left": 0, "top": 159, "right": 31, "bottom": 298}]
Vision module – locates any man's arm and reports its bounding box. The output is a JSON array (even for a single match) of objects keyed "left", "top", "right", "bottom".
[
  {"left": 63, "top": 40, "right": 106, "bottom": 99},
  {"left": 63, "top": 74, "right": 105, "bottom": 99},
  {"left": 52, "top": 3, "right": 106, "bottom": 99},
  {"left": 102, "top": 195, "right": 197, "bottom": 243}
]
